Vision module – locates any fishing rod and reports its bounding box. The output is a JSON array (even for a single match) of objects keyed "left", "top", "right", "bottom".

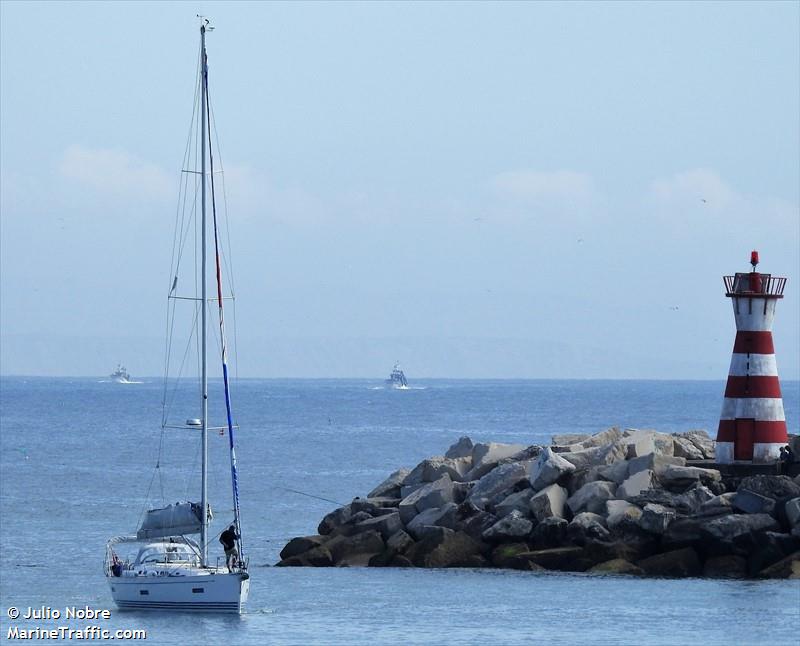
[{"left": 277, "top": 486, "right": 346, "bottom": 507}]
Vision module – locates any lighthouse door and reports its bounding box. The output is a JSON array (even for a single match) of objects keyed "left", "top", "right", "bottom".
[{"left": 734, "top": 419, "right": 755, "bottom": 461}]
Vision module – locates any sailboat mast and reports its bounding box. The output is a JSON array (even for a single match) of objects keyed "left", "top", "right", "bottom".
[{"left": 199, "top": 21, "right": 209, "bottom": 568}]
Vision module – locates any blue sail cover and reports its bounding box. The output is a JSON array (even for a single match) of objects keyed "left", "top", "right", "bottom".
[{"left": 205, "top": 78, "right": 244, "bottom": 559}]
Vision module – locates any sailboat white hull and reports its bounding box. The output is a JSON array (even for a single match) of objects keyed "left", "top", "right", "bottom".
[{"left": 107, "top": 571, "right": 249, "bottom": 613}]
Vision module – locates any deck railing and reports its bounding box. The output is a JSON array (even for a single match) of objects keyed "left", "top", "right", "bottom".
[{"left": 724, "top": 274, "right": 786, "bottom": 297}]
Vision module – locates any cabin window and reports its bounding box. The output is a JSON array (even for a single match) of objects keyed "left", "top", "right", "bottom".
[
  {"left": 192, "top": 588, "right": 204, "bottom": 593},
  {"left": 139, "top": 590, "right": 149, "bottom": 596}
]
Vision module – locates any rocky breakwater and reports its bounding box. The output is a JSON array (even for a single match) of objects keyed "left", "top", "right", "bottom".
[{"left": 277, "top": 428, "right": 800, "bottom": 579}]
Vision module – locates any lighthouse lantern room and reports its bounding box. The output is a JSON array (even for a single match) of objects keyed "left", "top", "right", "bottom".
[{"left": 717, "top": 251, "right": 788, "bottom": 463}]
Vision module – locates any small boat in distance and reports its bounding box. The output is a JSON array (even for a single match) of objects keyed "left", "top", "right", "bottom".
[
  {"left": 386, "top": 362, "right": 409, "bottom": 389},
  {"left": 110, "top": 363, "right": 131, "bottom": 383}
]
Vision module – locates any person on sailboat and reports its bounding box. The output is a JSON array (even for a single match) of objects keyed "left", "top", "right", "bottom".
[{"left": 219, "top": 525, "right": 239, "bottom": 572}]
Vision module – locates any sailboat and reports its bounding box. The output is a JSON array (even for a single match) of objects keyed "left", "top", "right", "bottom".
[{"left": 104, "top": 18, "right": 249, "bottom": 613}]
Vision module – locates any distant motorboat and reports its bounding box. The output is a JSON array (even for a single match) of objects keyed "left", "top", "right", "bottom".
[
  {"left": 110, "top": 363, "right": 131, "bottom": 384},
  {"left": 385, "top": 362, "right": 409, "bottom": 389}
]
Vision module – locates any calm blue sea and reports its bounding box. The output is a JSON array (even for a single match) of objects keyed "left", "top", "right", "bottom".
[{"left": 1, "top": 377, "right": 798, "bottom": 645}]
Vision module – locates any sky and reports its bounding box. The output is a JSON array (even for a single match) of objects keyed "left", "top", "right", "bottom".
[{"left": 1, "top": 1, "right": 798, "bottom": 379}]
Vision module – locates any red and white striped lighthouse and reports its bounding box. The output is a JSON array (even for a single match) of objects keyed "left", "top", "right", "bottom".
[{"left": 717, "top": 251, "right": 788, "bottom": 463}]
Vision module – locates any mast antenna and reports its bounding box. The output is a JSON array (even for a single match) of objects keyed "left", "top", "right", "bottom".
[{"left": 197, "top": 15, "right": 215, "bottom": 31}]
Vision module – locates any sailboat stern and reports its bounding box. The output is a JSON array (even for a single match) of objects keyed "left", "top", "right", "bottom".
[{"left": 108, "top": 570, "right": 249, "bottom": 613}]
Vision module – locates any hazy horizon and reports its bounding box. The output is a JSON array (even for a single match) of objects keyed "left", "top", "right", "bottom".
[{"left": 2, "top": 2, "right": 798, "bottom": 380}]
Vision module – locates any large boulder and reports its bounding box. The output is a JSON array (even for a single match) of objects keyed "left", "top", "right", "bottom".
[
  {"left": 459, "top": 509, "right": 500, "bottom": 543},
  {"left": 406, "top": 529, "right": 482, "bottom": 568},
  {"left": 482, "top": 510, "right": 534, "bottom": 541},
  {"left": 560, "top": 442, "right": 627, "bottom": 471},
  {"left": 351, "top": 511, "right": 403, "bottom": 540},
  {"left": 465, "top": 442, "right": 527, "bottom": 480},
  {"left": 401, "top": 460, "right": 429, "bottom": 487},
  {"left": 697, "top": 493, "right": 737, "bottom": 517},
  {"left": 671, "top": 435, "right": 705, "bottom": 460},
  {"left": 406, "top": 503, "right": 458, "bottom": 540},
  {"left": 758, "top": 551, "right": 800, "bottom": 579},
  {"left": 552, "top": 433, "right": 590, "bottom": 447},
  {"left": 567, "top": 512, "right": 610, "bottom": 545},
  {"left": 595, "top": 460, "right": 630, "bottom": 485},
  {"left": 303, "top": 546, "right": 335, "bottom": 567},
  {"left": 404, "top": 457, "right": 472, "bottom": 486},
  {"left": 605, "top": 500, "right": 643, "bottom": 532},
  {"left": 627, "top": 454, "right": 686, "bottom": 478},
  {"left": 577, "top": 427, "right": 623, "bottom": 449},
  {"left": 746, "top": 531, "right": 800, "bottom": 575},
  {"left": 583, "top": 536, "right": 658, "bottom": 565},
  {"left": 623, "top": 429, "right": 675, "bottom": 457},
  {"left": 529, "top": 448, "right": 576, "bottom": 490},
  {"left": 490, "top": 542, "right": 537, "bottom": 569},
  {"left": 703, "top": 554, "right": 747, "bottom": 578},
  {"left": 567, "top": 481, "right": 618, "bottom": 515},
  {"left": 637, "top": 547, "right": 702, "bottom": 577},
  {"left": 467, "top": 460, "right": 533, "bottom": 510},
  {"left": 501, "top": 446, "right": 543, "bottom": 464},
  {"left": 681, "top": 429, "right": 716, "bottom": 460},
  {"left": 363, "top": 497, "right": 402, "bottom": 509},
  {"left": 638, "top": 503, "right": 676, "bottom": 535},
  {"left": 700, "top": 513, "right": 780, "bottom": 554},
  {"left": 617, "top": 469, "right": 656, "bottom": 500},
  {"left": 529, "top": 484, "right": 568, "bottom": 521},
  {"left": 737, "top": 476, "right": 800, "bottom": 507},
  {"left": 398, "top": 475, "right": 455, "bottom": 524},
  {"left": 662, "top": 517, "right": 708, "bottom": 548},
  {"left": 350, "top": 498, "right": 394, "bottom": 516},
  {"left": 386, "top": 529, "right": 415, "bottom": 554},
  {"left": 452, "top": 481, "right": 473, "bottom": 504},
  {"left": 275, "top": 544, "right": 334, "bottom": 567},
  {"left": 400, "top": 483, "right": 425, "bottom": 499},
  {"left": 630, "top": 485, "right": 715, "bottom": 515},
  {"left": 682, "top": 484, "right": 718, "bottom": 511},
  {"left": 424, "top": 457, "right": 473, "bottom": 483},
  {"left": 496, "top": 489, "right": 535, "bottom": 519},
  {"left": 588, "top": 558, "right": 644, "bottom": 576},
  {"left": 325, "top": 530, "right": 386, "bottom": 565},
  {"left": 567, "top": 468, "right": 600, "bottom": 496},
  {"left": 279, "top": 535, "right": 326, "bottom": 560},
  {"left": 659, "top": 465, "right": 721, "bottom": 490},
  {"left": 368, "top": 468, "right": 411, "bottom": 498},
  {"left": 514, "top": 547, "right": 592, "bottom": 572},
  {"left": 733, "top": 490, "right": 776, "bottom": 516},
  {"left": 530, "top": 517, "right": 568, "bottom": 549},
  {"left": 445, "top": 436, "right": 474, "bottom": 459},
  {"left": 785, "top": 497, "right": 800, "bottom": 529},
  {"left": 623, "top": 432, "right": 656, "bottom": 459},
  {"left": 318, "top": 504, "right": 354, "bottom": 535},
  {"left": 389, "top": 555, "right": 414, "bottom": 568}
]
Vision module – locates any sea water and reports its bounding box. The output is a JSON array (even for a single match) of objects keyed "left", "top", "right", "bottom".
[{"left": 1, "top": 378, "right": 798, "bottom": 645}]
